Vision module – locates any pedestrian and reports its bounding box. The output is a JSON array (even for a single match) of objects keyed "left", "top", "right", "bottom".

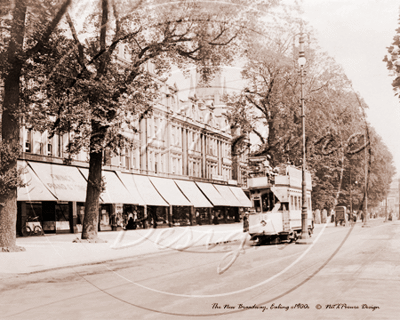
[
  {"left": 196, "top": 210, "right": 201, "bottom": 225},
  {"left": 152, "top": 211, "right": 158, "bottom": 228},
  {"left": 243, "top": 212, "right": 249, "bottom": 233},
  {"left": 126, "top": 216, "right": 136, "bottom": 230},
  {"left": 142, "top": 214, "right": 148, "bottom": 229},
  {"left": 213, "top": 212, "right": 219, "bottom": 225}
]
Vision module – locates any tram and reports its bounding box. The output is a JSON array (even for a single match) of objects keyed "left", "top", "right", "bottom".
[{"left": 247, "top": 164, "right": 313, "bottom": 244}]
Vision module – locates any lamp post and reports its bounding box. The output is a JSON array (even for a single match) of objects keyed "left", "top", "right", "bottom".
[
  {"left": 362, "top": 133, "right": 369, "bottom": 227},
  {"left": 350, "top": 162, "right": 352, "bottom": 214},
  {"left": 353, "top": 180, "right": 358, "bottom": 210},
  {"left": 296, "top": 31, "right": 310, "bottom": 243}
]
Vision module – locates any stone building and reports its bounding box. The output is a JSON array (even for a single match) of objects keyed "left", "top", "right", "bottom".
[{"left": 16, "top": 50, "right": 251, "bottom": 235}]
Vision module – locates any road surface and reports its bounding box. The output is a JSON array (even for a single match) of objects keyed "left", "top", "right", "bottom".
[{"left": 1, "top": 218, "right": 399, "bottom": 320}]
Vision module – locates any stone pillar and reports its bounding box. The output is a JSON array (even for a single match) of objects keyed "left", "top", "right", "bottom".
[
  {"left": 218, "top": 140, "right": 222, "bottom": 175},
  {"left": 71, "top": 201, "right": 78, "bottom": 233},
  {"left": 189, "top": 206, "right": 194, "bottom": 226},
  {"left": 314, "top": 209, "right": 321, "bottom": 224},
  {"left": 321, "top": 209, "right": 328, "bottom": 224},
  {"left": 140, "top": 118, "right": 147, "bottom": 172},
  {"left": 142, "top": 205, "right": 147, "bottom": 229},
  {"left": 168, "top": 206, "right": 173, "bottom": 227},
  {"left": 19, "top": 202, "right": 27, "bottom": 236},
  {"left": 183, "top": 127, "right": 188, "bottom": 176}
]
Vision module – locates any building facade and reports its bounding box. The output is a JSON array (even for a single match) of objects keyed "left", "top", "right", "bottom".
[{"left": 16, "top": 58, "right": 251, "bottom": 236}]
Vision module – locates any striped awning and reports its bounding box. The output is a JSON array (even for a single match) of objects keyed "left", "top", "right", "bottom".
[{"left": 174, "top": 180, "right": 213, "bottom": 208}]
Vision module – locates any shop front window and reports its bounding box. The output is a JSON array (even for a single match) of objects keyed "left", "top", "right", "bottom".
[
  {"left": 99, "top": 204, "right": 112, "bottom": 231},
  {"left": 55, "top": 203, "right": 70, "bottom": 232}
]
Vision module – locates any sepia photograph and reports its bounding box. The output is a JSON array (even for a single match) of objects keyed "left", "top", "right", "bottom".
[{"left": 0, "top": 0, "right": 399, "bottom": 319}]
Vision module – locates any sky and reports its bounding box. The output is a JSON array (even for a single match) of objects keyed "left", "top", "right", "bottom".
[
  {"left": 168, "top": 0, "right": 400, "bottom": 177},
  {"left": 68, "top": 0, "right": 400, "bottom": 178},
  {"left": 301, "top": 0, "right": 400, "bottom": 175}
]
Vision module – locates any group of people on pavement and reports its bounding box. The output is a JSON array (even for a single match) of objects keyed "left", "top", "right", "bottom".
[
  {"left": 313, "top": 208, "right": 366, "bottom": 225},
  {"left": 124, "top": 210, "right": 158, "bottom": 230}
]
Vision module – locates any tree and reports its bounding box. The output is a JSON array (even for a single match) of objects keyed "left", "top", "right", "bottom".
[
  {"left": 383, "top": 12, "right": 400, "bottom": 98},
  {"left": 0, "top": 0, "right": 72, "bottom": 251},
  {"left": 27, "top": 0, "right": 283, "bottom": 241},
  {"left": 225, "top": 23, "right": 396, "bottom": 213},
  {"left": 338, "top": 127, "right": 396, "bottom": 210}
]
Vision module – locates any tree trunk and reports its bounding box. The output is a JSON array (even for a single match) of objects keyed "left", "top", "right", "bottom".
[
  {"left": 81, "top": 150, "right": 103, "bottom": 240},
  {"left": 0, "top": 1, "right": 26, "bottom": 252},
  {"left": 81, "top": 0, "right": 108, "bottom": 242},
  {"left": 81, "top": 124, "right": 105, "bottom": 241}
]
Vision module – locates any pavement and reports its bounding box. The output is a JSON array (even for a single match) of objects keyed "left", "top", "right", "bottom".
[
  {"left": 0, "top": 223, "right": 249, "bottom": 275},
  {"left": 0, "top": 219, "right": 376, "bottom": 275}
]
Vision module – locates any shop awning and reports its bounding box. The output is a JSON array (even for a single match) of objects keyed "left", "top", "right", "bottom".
[
  {"left": 116, "top": 172, "right": 146, "bottom": 206},
  {"left": 149, "top": 176, "right": 192, "bottom": 206},
  {"left": 174, "top": 180, "right": 213, "bottom": 208},
  {"left": 132, "top": 175, "right": 169, "bottom": 206},
  {"left": 195, "top": 182, "right": 230, "bottom": 206},
  {"left": 28, "top": 161, "right": 87, "bottom": 202},
  {"left": 229, "top": 186, "right": 252, "bottom": 207},
  {"left": 79, "top": 168, "right": 134, "bottom": 204},
  {"left": 17, "top": 161, "right": 57, "bottom": 201},
  {"left": 213, "top": 184, "right": 242, "bottom": 207}
]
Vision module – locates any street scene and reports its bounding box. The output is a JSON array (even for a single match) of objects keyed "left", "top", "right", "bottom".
[
  {"left": 1, "top": 218, "right": 399, "bottom": 319},
  {"left": 2, "top": 0, "right": 400, "bottom": 319}
]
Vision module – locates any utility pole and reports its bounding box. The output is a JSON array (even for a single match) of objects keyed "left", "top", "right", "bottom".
[
  {"left": 296, "top": 28, "right": 311, "bottom": 244},
  {"left": 350, "top": 162, "right": 352, "bottom": 214},
  {"left": 362, "top": 134, "right": 369, "bottom": 227}
]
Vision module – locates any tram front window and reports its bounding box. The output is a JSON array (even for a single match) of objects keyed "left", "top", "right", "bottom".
[
  {"left": 261, "top": 191, "right": 277, "bottom": 212},
  {"left": 254, "top": 200, "right": 261, "bottom": 212},
  {"left": 261, "top": 192, "right": 272, "bottom": 212}
]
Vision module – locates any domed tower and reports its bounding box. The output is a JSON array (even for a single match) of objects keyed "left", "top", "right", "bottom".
[{"left": 195, "top": 72, "right": 225, "bottom": 105}]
